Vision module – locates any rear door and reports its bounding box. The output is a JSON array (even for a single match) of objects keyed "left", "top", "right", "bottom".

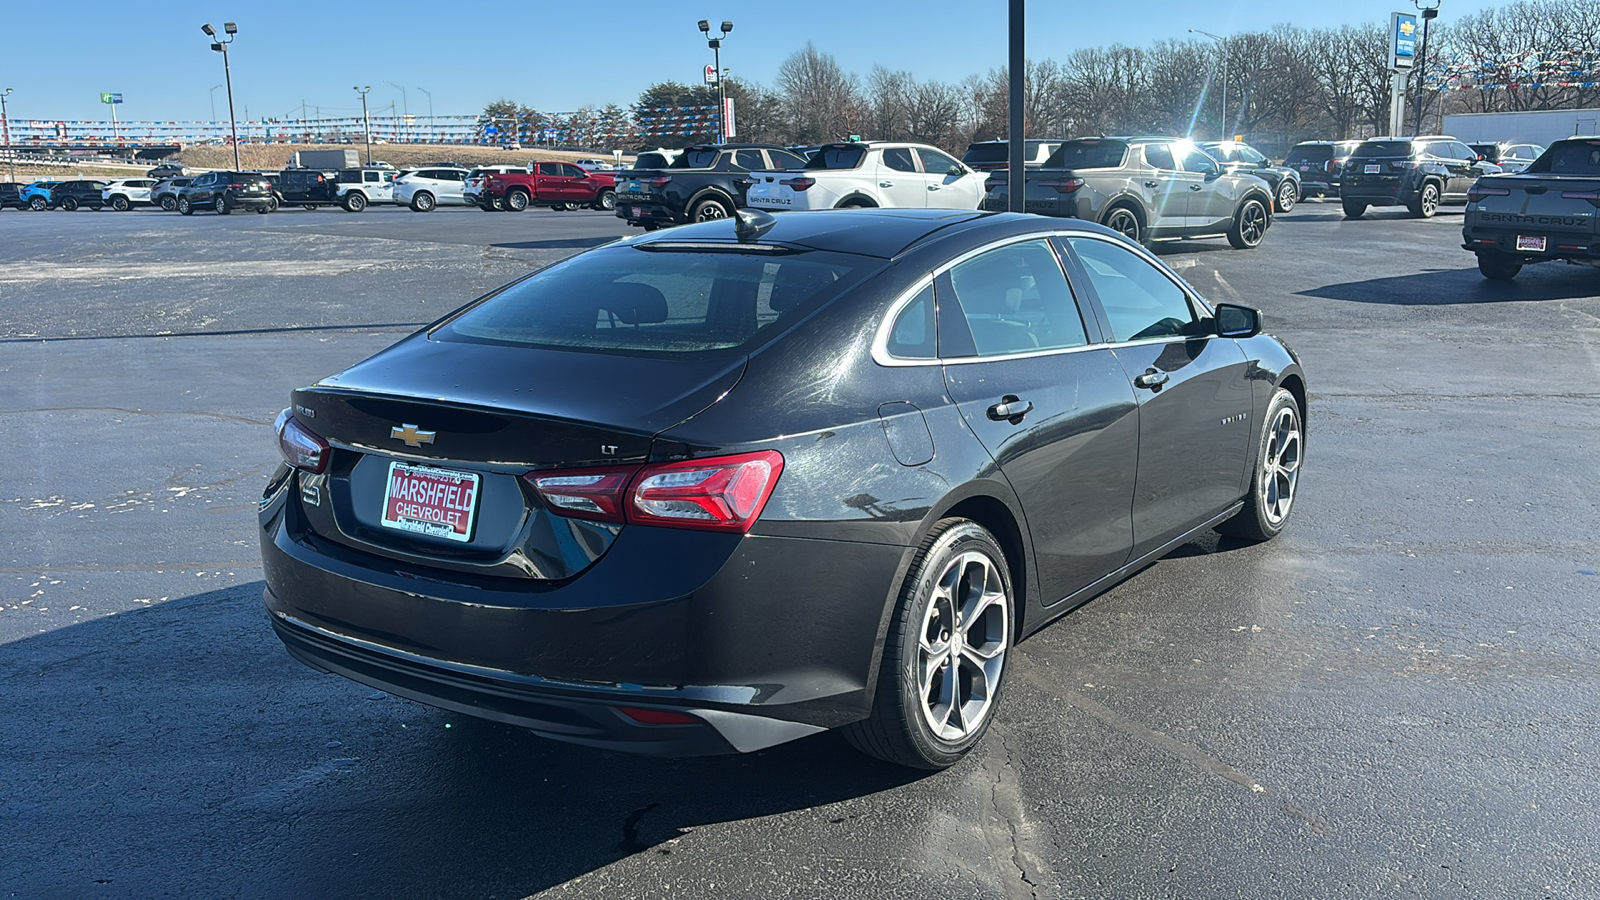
[
  {"left": 1141, "top": 143, "right": 1190, "bottom": 232},
  {"left": 1062, "top": 235, "right": 1253, "bottom": 556},
  {"left": 934, "top": 238, "right": 1140, "bottom": 602}
]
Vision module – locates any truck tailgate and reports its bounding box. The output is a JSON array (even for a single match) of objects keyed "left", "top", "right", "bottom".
[
  {"left": 746, "top": 172, "right": 803, "bottom": 209},
  {"left": 1472, "top": 175, "right": 1600, "bottom": 238}
]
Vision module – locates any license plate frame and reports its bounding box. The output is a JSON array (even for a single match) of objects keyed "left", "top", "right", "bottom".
[
  {"left": 1363, "top": 164, "right": 1381, "bottom": 174},
  {"left": 381, "top": 460, "right": 480, "bottom": 543},
  {"left": 1516, "top": 234, "right": 1547, "bottom": 252}
]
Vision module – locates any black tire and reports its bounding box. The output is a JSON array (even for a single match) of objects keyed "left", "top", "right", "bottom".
[
  {"left": 1102, "top": 205, "right": 1143, "bottom": 243},
  {"left": 256, "top": 203, "right": 272, "bottom": 214},
  {"left": 111, "top": 196, "right": 131, "bottom": 212},
  {"left": 266, "top": 196, "right": 280, "bottom": 213},
  {"left": 159, "top": 195, "right": 177, "bottom": 211},
  {"left": 691, "top": 198, "right": 731, "bottom": 221},
  {"left": 61, "top": 197, "right": 79, "bottom": 212},
  {"left": 506, "top": 189, "right": 530, "bottom": 211},
  {"left": 490, "top": 196, "right": 506, "bottom": 211},
  {"left": 1275, "top": 179, "right": 1298, "bottom": 213},
  {"left": 343, "top": 192, "right": 367, "bottom": 212},
  {"left": 1227, "top": 197, "right": 1269, "bottom": 249},
  {"left": 215, "top": 195, "right": 231, "bottom": 215},
  {"left": 302, "top": 204, "right": 318, "bottom": 211},
  {"left": 177, "top": 196, "right": 194, "bottom": 215},
  {"left": 410, "top": 191, "right": 435, "bottom": 212},
  {"left": 1407, "top": 181, "right": 1440, "bottom": 218},
  {"left": 841, "top": 519, "right": 1014, "bottom": 770},
  {"left": 29, "top": 196, "right": 47, "bottom": 211},
  {"left": 593, "top": 189, "right": 616, "bottom": 211},
  {"left": 1476, "top": 251, "right": 1522, "bottom": 281},
  {"left": 836, "top": 199, "right": 874, "bottom": 210},
  {"left": 1219, "top": 388, "right": 1303, "bottom": 542},
  {"left": 1341, "top": 198, "right": 1367, "bottom": 218}
]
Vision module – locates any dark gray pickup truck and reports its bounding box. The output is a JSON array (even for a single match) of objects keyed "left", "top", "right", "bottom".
[{"left": 1463, "top": 137, "right": 1600, "bottom": 280}]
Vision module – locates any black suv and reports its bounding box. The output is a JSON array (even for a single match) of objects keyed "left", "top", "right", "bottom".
[
  {"left": 615, "top": 143, "right": 809, "bottom": 229},
  {"left": 277, "top": 169, "right": 341, "bottom": 208},
  {"left": 0, "top": 182, "right": 25, "bottom": 211},
  {"left": 1340, "top": 136, "right": 1501, "bottom": 218},
  {"left": 1284, "top": 140, "right": 1361, "bottom": 199},
  {"left": 961, "top": 139, "right": 1065, "bottom": 171},
  {"left": 1200, "top": 141, "right": 1302, "bottom": 211},
  {"left": 48, "top": 180, "right": 110, "bottom": 211},
  {"left": 176, "top": 171, "right": 275, "bottom": 215}
]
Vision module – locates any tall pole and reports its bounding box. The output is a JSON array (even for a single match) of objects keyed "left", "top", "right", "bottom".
[
  {"left": 355, "top": 86, "right": 372, "bottom": 164},
  {"left": 698, "top": 21, "right": 733, "bottom": 145},
  {"left": 1412, "top": 2, "right": 1440, "bottom": 137},
  {"left": 210, "top": 84, "right": 223, "bottom": 122},
  {"left": 1007, "top": 0, "right": 1024, "bottom": 213},
  {"left": 203, "top": 23, "right": 241, "bottom": 170},
  {"left": 1, "top": 88, "right": 13, "bottom": 183},
  {"left": 418, "top": 87, "right": 433, "bottom": 143},
  {"left": 1190, "top": 29, "right": 1228, "bottom": 140},
  {"left": 386, "top": 81, "right": 408, "bottom": 143}
]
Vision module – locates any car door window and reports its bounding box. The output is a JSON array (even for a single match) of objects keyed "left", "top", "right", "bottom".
[
  {"left": 1067, "top": 238, "right": 1198, "bottom": 342},
  {"left": 943, "top": 240, "right": 1089, "bottom": 357},
  {"left": 768, "top": 150, "right": 807, "bottom": 169},
  {"left": 915, "top": 147, "right": 960, "bottom": 175},
  {"left": 1178, "top": 149, "right": 1218, "bottom": 176},
  {"left": 734, "top": 150, "right": 766, "bottom": 171},
  {"left": 881, "top": 148, "right": 916, "bottom": 172},
  {"left": 559, "top": 164, "right": 585, "bottom": 178}
]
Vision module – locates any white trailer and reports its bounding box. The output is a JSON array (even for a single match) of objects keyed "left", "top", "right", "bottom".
[{"left": 1442, "top": 108, "right": 1600, "bottom": 146}]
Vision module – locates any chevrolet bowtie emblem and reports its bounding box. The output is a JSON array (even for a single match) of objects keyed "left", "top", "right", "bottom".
[{"left": 390, "top": 424, "right": 436, "bottom": 447}]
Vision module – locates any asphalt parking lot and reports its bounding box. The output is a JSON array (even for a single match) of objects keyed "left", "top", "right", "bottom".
[{"left": 3, "top": 201, "right": 1597, "bottom": 899}]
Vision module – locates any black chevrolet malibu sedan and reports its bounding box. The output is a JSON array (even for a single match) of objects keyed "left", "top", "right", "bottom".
[{"left": 261, "top": 208, "right": 1307, "bottom": 769}]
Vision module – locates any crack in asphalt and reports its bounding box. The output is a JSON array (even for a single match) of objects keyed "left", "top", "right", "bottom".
[
  {"left": 982, "top": 731, "right": 1047, "bottom": 900},
  {"left": 0, "top": 406, "right": 271, "bottom": 426}
]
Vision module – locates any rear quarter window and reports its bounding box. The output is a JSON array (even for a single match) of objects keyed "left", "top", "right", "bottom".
[{"left": 437, "top": 247, "right": 877, "bottom": 357}]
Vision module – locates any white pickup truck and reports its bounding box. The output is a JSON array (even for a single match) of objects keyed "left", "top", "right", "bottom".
[{"left": 745, "top": 141, "right": 988, "bottom": 211}]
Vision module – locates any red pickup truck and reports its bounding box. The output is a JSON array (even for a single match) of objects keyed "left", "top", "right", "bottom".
[{"left": 481, "top": 162, "right": 617, "bottom": 212}]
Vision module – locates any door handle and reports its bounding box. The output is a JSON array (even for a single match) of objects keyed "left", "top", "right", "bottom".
[
  {"left": 879, "top": 181, "right": 894, "bottom": 188},
  {"left": 1188, "top": 184, "right": 1202, "bottom": 191},
  {"left": 1133, "top": 369, "right": 1170, "bottom": 390},
  {"left": 1144, "top": 180, "right": 1160, "bottom": 188},
  {"left": 927, "top": 184, "right": 941, "bottom": 190},
  {"left": 986, "top": 395, "right": 1033, "bottom": 422}
]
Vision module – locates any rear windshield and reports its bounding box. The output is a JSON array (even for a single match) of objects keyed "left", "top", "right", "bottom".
[
  {"left": 673, "top": 149, "right": 720, "bottom": 169},
  {"left": 1353, "top": 141, "right": 1415, "bottom": 157},
  {"left": 1286, "top": 144, "right": 1334, "bottom": 163},
  {"left": 806, "top": 146, "right": 867, "bottom": 169},
  {"left": 634, "top": 153, "right": 671, "bottom": 169},
  {"left": 1042, "top": 140, "right": 1128, "bottom": 169},
  {"left": 436, "top": 247, "right": 876, "bottom": 357},
  {"left": 1525, "top": 140, "right": 1600, "bottom": 175},
  {"left": 962, "top": 144, "right": 1009, "bottom": 164},
  {"left": 1469, "top": 143, "right": 1501, "bottom": 161}
]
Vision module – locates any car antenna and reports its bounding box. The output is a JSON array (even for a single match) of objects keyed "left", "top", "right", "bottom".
[{"left": 734, "top": 208, "right": 777, "bottom": 243}]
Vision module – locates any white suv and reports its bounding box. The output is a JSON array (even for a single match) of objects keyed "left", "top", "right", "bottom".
[
  {"left": 337, "top": 168, "right": 400, "bottom": 211},
  {"left": 745, "top": 141, "right": 986, "bottom": 211},
  {"left": 393, "top": 167, "right": 470, "bottom": 211},
  {"left": 101, "top": 178, "right": 158, "bottom": 211}
]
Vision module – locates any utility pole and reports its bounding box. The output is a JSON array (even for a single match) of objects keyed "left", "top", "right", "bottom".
[
  {"left": 354, "top": 86, "right": 372, "bottom": 164},
  {"left": 1190, "top": 29, "right": 1229, "bottom": 140},
  {"left": 1008, "top": 0, "right": 1024, "bottom": 213},
  {"left": 698, "top": 20, "right": 733, "bottom": 144},
  {"left": 1412, "top": 0, "right": 1441, "bottom": 136},
  {"left": 418, "top": 87, "right": 433, "bottom": 143},
  {"left": 1, "top": 88, "right": 13, "bottom": 183},
  {"left": 201, "top": 22, "right": 241, "bottom": 170},
  {"left": 386, "top": 81, "right": 407, "bottom": 142}
]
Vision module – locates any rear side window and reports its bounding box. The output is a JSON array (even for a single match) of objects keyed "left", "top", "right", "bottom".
[
  {"left": 734, "top": 149, "right": 766, "bottom": 171},
  {"left": 1042, "top": 140, "right": 1128, "bottom": 169},
  {"left": 768, "top": 150, "right": 807, "bottom": 169},
  {"left": 943, "top": 240, "right": 1088, "bottom": 357},
  {"left": 438, "top": 248, "right": 875, "bottom": 357},
  {"left": 1144, "top": 144, "right": 1176, "bottom": 170},
  {"left": 1527, "top": 141, "right": 1600, "bottom": 175},
  {"left": 807, "top": 146, "right": 867, "bottom": 169},
  {"left": 677, "top": 148, "right": 720, "bottom": 168},
  {"left": 881, "top": 148, "right": 916, "bottom": 172},
  {"left": 1067, "top": 238, "right": 1196, "bottom": 342}
]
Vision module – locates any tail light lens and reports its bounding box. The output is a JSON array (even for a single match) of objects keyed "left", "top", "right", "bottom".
[
  {"left": 1040, "top": 177, "right": 1085, "bottom": 194},
  {"left": 617, "top": 707, "right": 699, "bottom": 725},
  {"left": 525, "top": 450, "right": 784, "bottom": 533},
  {"left": 1468, "top": 186, "right": 1511, "bottom": 202},
  {"left": 780, "top": 176, "right": 815, "bottom": 191},
  {"left": 275, "top": 410, "right": 329, "bottom": 474},
  {"left": 1560, "top": 190, "right": 1600, "bottom": 208},
  {"left": 1325, "top": 160, "right": 1340, "bottom": 173},
  {"left": 648, "top": 176, "right": 672, "bottom": 190},
  {"left": 1390, "top": 161, "right": 1419, "bottom": 170}
]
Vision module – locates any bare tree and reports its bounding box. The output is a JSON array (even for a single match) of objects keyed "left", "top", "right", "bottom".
[{"left": 776, "top": 42, "right": 861, "bottom": 143}]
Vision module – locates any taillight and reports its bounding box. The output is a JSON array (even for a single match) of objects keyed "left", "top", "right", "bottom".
[
  {"left": 525, "top": 450, "right": 784, "bottom": 533},
  {"left": 648, "top": 176, "right": 672, "bottom": 190},
  {"left": 780, "top": 176, "right": 815, "bottom": 191},
  {"left": 1390, "top": 161, "right": 1418, "bottom": 170},
  {"left": 629, "top": 451, "right": 783, "bottom": 532},
  {"left": 1039, "top": 177, "right": 1084, "bottom": 194},
  {"left": 1560, "top": 190, "right": 1600, "bottom": 208},
  {"left": 525, "top": 466, "right": 636, "bottom": 523},
  {"left": 1468, "top": 186, "right": 1511, "bottom": 202},
  {"left": 1325, "top": 159, "right": 1340, "bottom": 173},
  {"left": 275, "top": 409, "right": 329, "bottom": 474},
  {"left": 617, "top": 707, "right": 699, "bottom": 725}
]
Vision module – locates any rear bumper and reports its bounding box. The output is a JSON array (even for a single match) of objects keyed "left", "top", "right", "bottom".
[
  {"left": 1463, "top": 226, "right": 1600, "bottom": 261},
  {"left": 616, "top": 198, "right": 680, "bottom": 225},
  {"left": 259, "top": 477, "right": 908, "bottom": 755},
  {"left": 1339, "top": 176, "right": 1418, "bottom": 205}
]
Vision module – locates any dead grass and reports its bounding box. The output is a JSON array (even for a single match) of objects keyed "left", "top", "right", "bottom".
[{"left": 173, "top": 143, "right": 633, "bottom": 171}]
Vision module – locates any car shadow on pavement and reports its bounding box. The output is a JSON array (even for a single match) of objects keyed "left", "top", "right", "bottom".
[
  {"left": 1295, "top": 264, "right": 1600, "bottom": 304},
  {"left": 1, "top": 582, "right": 923, "bottom": 900},
  {"left": 491, "top": 237, "right": 621, "bottom": 251}
]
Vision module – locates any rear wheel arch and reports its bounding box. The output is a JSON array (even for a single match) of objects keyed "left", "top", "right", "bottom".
[
  {"left": 931, "top": 492, "right": 1031, "bottom": 640},
  {"left": 835, "top": 192, "right": 879, "bottom": 209},
  {"left": 686, "top": 187, "right": 734, "bottom": 213}
]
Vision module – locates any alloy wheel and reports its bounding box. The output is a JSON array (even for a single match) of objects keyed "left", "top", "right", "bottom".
[
  {"left": 1105, "top": 207, "right": 1140, "bottom": 242},
  {"left": 916, "top": 551, "right": 1009, "bottom": 742},
  {"left": 1276, "top": 180, "right": 1297, "bottom": 212},
  {"left": 1260, "top": 404, "right": 1302, "bottom": 527},
  {"left": 694, "top": 200, "right": 728, "bottom": 221},
  {"left": 1240, "top": 201, "right": 1267, "bottom": 245},
  {"left": 1421, "top": 185, "right": 1439, "bottom": 217}
]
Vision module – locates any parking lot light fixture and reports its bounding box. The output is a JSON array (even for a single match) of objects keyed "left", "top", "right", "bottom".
[
  {"left": 698, "top": 19, "right": 733, "bottom": 144},
  {"left": 1189, "top": 28, "right": 1228, "bottom": 141},
  {"left": 202, "top": 22, "right": 241, "bottom": 170},
  {"left": 1, "top": 88, "right": 13, "bottom": 183},
  {"left": 355, "top": 86, "right": 372, "bottom": 165}
]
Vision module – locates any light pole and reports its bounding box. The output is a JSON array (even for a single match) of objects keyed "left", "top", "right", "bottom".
[
  {"left": 354, "top": 86, "right": 372, "bottom": 164},
  {"left": 1, "top": 88, "right": 13, "bottom": 183},
  {"left": 1190, "top": 28, "right": 1228, "bottom": 140},
  {"left": 1411, "top": 0, "right": 1441, "bottom": 136},
  {"left": 417, "top": 87, "right": 433, "bottom": 143},
  {"left": 697, "top": 19, "right": 733, "bottom": 144},
  {"left": 386, "top": 81, "right": 407, "bottom": 143},
  {"left": 209, "top": 84, "right": 223, "bottom": 122},
  {"left": 201, "top": 22, "right": 240, "bottom": 170}
]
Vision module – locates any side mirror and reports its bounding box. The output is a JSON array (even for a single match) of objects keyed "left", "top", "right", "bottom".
[
  {"left": 1215, "top": 303, "right": 1261, "bottom": 338},
  {"left": 949, "top": 165, "right": 965, "bottom": 177}
]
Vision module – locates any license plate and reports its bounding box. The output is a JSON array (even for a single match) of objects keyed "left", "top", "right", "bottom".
[
  {"left": 1298, "top": 165, "right": 1310, "bottom": 171},
  {"left": 381, "top": 460, "right": 480, "bottom": 542},
  {"left": 1363, "top": 164, "right": 1380, "bottom": 174},
  {"left": 1516, "top": 235, "right": 1546, "bottom": 252},
  {"left": 631, "top": 206, "right": 643, "bottom": 217}
]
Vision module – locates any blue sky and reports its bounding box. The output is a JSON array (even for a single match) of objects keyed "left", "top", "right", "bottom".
[{"left": 5, "top": 0, "right": 1500, "bottom": 122}]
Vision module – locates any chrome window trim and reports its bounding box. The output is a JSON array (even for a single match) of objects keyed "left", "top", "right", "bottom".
[{"left": 872, "top": 229, "right": 1216, "bottom": 368}]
